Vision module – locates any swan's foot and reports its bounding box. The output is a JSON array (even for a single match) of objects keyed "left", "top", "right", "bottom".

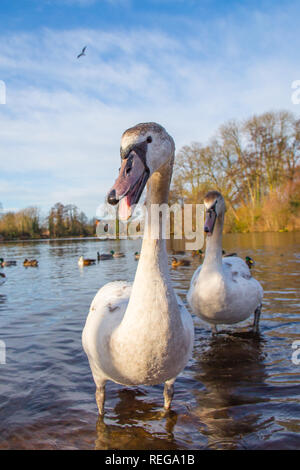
[
  {"left": 253, "top": 304, "right": 262, "bottom": 334},
  {"left": 164, "top": 378, "right": 175, "bottom": 410},
  {"left": 95, "top": 384, "right": 106, "bottom": 415}
]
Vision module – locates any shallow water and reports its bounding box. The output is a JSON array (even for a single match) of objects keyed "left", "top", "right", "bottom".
[{"left": 0, "top": 232, "right": 299, "bottom": 450}]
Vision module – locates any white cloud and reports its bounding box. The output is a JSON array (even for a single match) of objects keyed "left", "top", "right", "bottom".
[{"left": 0, "top": 6, "right": 299, "bottom": 216}]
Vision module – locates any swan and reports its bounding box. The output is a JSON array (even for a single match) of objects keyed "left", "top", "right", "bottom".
[
  {"left": 82, "top": 122, "right": 194, "bottom": 415},
  {"left": 187, "top": 191, "right": 263, "bottom": 334}
]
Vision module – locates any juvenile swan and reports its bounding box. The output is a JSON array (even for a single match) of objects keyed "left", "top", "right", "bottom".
[
  {"left": 187, "top": 191, "right": 263, "bottom": 334},
  {"left": 82, "top": 123, "right": 194, "bottom": 414}
]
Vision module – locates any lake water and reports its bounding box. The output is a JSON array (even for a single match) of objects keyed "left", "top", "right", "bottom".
[{"left": 0, "top": 232, "right": 299, "bottom": 450}]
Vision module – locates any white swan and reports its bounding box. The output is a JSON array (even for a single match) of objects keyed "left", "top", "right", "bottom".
[
  {"left": 187, "top": 191, "right": 263, "bottom": 333},
  {"left": 82, "top": 122, "right": 194, "bottom": 415}
]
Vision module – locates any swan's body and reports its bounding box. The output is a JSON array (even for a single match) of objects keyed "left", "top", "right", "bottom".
[
  {"left": 187, "top": 191, "right": 263, "bottom": 332},
  {"left": 82, "top": 123, "right": 194, "bottom": 414}
]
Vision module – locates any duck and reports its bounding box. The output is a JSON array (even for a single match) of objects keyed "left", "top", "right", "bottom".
[
  {"left": 110, "top": 250, "right": 125, "bottom": 258},
  {"left": 97, "top": 251, "right": 113, "bottom": 261},
  {"left": 171, "top": 249, "right": 186, "bottom": 255},
  {"left": 134, "top": 252, "right": 140, "bottom": 260},
  {"left": 82, "top": 122, "right": 194, "bottom": 415},
  {"left": 0, "top": 272, "right": 6, "bottom": 286},
  {"left": 187, "top": 191, "right": 263, "bottom": 334},
  {"left": 191, "top": 249, "right": 204, "bottom": 258},
  {"left": 0, "top": 258, "right": 17, "bottom": 267},
  {"left": 171, "top": 257, "right": 191, "bottom": 268},
  {"left": 78, "top": 256, "right": 96, "bottom": 267},
  {"left": 23, "top": 259, "right": 38, "bottom": 267},
  {"left": 245, "top": 256, "right": 255, "bottom": 269}
]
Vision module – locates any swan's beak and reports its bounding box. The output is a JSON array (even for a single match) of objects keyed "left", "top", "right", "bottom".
[
  {"left": 107, "top": 150, "right": 149, "bottom": 220},
  {"left": 204, "top": 209, "right": 216, "bottom": 236}
]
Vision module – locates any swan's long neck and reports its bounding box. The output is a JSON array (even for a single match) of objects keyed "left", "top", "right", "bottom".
[
  {"left": 123, "top": 156, "right": 180, "bottom": 324},
  {"left": 202, "top": 213, "right": 224, "bottom": 272}
]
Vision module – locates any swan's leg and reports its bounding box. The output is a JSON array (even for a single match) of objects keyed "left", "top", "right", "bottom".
[
  {"left": 164, "top": 378, "right": 176, "bottom": 410},
  {"left": 95, "top": 382, "right": 106, "bottom": 415},
  {"left": 253, "top": 304, "right": 262, "bottom": 333},
  {"left": 211, "top": 324, "right": 218, "bottom": 335}
]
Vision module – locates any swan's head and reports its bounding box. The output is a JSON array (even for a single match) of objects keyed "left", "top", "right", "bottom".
[
  {"left": 107, "top": 122, "right": 175, "bottom": 220},
  {"left": 203, "top": 191, "right": 226, "bottom": 236}
]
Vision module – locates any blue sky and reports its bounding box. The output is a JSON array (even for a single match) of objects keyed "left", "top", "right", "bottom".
[{"left": 0, "top": 0, "right": 300, "bottom": 218}]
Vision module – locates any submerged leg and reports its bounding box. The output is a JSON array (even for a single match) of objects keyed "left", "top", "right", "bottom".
[
  {"left": 164, "top": 378, "right": 175, "bottom": 410},
  {"left": 211, "top": 324, "right": 218, "bottom": 335},
  {"left": 253, "top": 304, "right": 262, "bottom": 333},
  {"left": 95, "top": 382, "right": 106, "bottom": 415}
]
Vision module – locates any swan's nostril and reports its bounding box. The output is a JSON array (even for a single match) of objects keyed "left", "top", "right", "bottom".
[
  {"left": 107, "top": 189, "right": 119, "bottom": 205},
  {"left": 125, "top": 161, "right": 132, "bottom": 175}
]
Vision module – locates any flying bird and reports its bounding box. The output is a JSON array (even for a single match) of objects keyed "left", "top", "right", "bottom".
[{"left": 77, "top": 46, "right": 87, "bottom": 59}]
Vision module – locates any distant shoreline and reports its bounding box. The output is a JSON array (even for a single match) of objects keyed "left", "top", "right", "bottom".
[
  {"left": 0, "top": 236, "right": 104, "bottom": 243},
  {"left": 0, "top": 230, "right": 299, "bottom": 244}
]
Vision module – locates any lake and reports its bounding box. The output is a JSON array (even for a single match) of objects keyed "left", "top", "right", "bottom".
[{"left": 0, "top": 232, "right": 299, "bottom": 449}]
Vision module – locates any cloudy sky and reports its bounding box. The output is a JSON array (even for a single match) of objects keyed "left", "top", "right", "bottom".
[{"left": 0, "top": 0, "right": 300, "bottom": 217}]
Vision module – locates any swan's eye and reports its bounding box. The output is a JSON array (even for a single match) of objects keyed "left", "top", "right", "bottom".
[{"left": 147, "top": 136, "right": 152, "bottom": 143}]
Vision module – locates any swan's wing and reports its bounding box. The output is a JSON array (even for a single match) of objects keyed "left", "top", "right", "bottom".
[
  {"left": 82, "top": 281, "right": 132, "bottom": 357},
  {"left": 89, "top": 280, "right": 132, "bottom": 316},
  {"left": 222, "top": 256, "right": 252, "bottom": 280},
  {"left": 176, "top": 294, "right": 194, "bottom": 356},
  {"left": 222, "top": 256, "right": 263, "bottom": 301},
  {"left": 190, "top": 264, "right": 202, "bottom": 287},
  {"left": 186, "top": 263, "right": 202, "bottom": 309}
]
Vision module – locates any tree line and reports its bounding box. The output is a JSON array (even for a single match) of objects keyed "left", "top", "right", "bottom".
[
  {"left": 170, "top": 109, "right": 300, "bottom": 232},
  {"left": 0, "top": 202, "right": 95, "bottom": 240},
  {"left": 1, "top": 109, "right": 299, "bottom": 240}
]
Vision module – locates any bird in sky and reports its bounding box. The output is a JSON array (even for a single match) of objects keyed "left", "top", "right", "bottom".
[{"left": 77, "top": 46, "right": 87, "bottom": 59}]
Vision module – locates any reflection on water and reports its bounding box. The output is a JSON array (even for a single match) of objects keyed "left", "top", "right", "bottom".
[{"left": 0, "top": 232, "right": 299, "bottom": 449}]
